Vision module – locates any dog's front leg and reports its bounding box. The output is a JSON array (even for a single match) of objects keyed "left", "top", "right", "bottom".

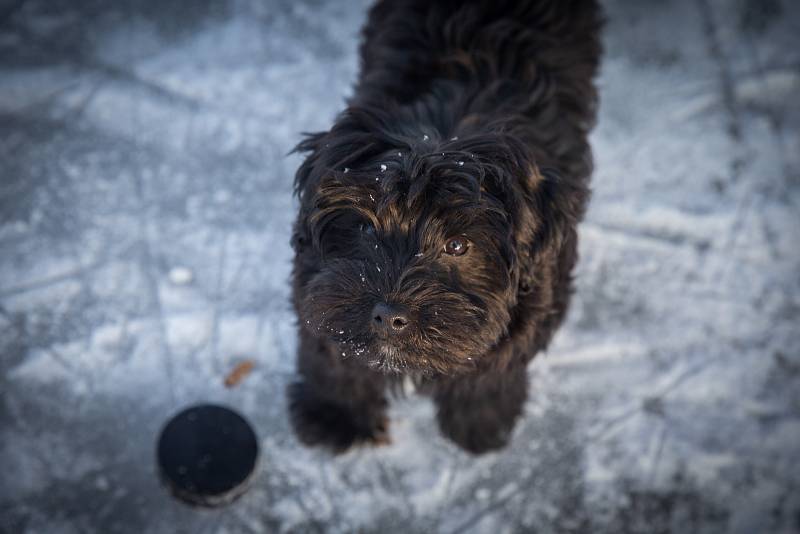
[
  {"left": 433, "top": 364, "right": 528, "bottom": 454},
  {"left": 287, "top": 331, "right": 389, "bottom": 453}
]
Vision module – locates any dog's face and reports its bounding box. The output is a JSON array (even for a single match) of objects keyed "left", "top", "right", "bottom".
[{"left": 292, "top": 114, "right": 581, "bottom": 375}]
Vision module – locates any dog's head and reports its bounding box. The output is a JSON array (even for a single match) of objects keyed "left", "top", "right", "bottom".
[{"left": 291, "top": 108, "right": 586, "bottom": 375}]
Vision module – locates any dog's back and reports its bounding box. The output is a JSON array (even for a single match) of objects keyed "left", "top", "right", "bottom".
[{"left": 355, "top": 0, "right": 602, "bottom": 180}]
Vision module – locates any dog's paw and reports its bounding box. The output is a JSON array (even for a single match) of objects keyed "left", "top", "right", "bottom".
[
  {"left": 287, "top": 381, "right": 390, "bottom": 453},
  {"left": 437, "top": 411, "right": 514, "bottom": 455}
]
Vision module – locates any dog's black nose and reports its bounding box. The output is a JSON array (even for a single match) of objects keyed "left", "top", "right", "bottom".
[{"left": 372, "top": 302, "right": 409, "bottom": 334}]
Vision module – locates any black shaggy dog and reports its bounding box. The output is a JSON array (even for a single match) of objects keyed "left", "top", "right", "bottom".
[{"left": 288, "top": 0, "right": 602, "bottom": 454}]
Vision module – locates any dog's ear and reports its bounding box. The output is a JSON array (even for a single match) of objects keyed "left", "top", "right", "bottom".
[
  {"left": 529, "top": 167, "right": 587, "bottom": 252},
  {"left": 291, "top": 131, "right": 330, "bottom": 254},
  {"left": 515, "top": 166, "right": 587, "bottom": 294},
  {"left": 293, "top": 131, "right": 329, "bottom": 202}
]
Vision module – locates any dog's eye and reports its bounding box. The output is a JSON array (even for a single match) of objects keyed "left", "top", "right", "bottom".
[
  {"left": 443, "top": 237, "right": 469, "bottom": 256},
  {"left": 359, "top": 223, "right": 376, "bottom": 236}
]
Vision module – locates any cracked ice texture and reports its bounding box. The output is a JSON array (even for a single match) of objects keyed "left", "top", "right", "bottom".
[{"left": 1, "top": 0, "right": 799, "bottom": 532}]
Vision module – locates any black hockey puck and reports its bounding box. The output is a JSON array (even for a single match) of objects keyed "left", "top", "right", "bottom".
[{"left": 157, "top": 404, "right": 259, "bottom": 507}]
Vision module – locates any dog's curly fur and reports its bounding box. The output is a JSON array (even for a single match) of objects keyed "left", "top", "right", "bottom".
[{"left": 288, "top": 0, "right": 602, "bottom": 454}]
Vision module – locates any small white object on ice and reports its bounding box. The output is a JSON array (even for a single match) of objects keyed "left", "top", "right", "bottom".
[
  {"left": 422, "top": 134, "right": 429, "bottom": 141},
  {"left": 475, "top": 488, "right": 490, "bottom": 501},
  {"left": 343, "top": 167, "right": 349, "bottom": 173},
  {"left": 450, "top": 136, "right": 458, "bottom": 141},
  {"left": 457, "top": 161, "right": 464, "bottom": 166},
  {"left": 380, "top": 164, "right": 387, "bottom": 172},
  {"left": 168, "top": 267, "right": 193, "bottom": 285}
]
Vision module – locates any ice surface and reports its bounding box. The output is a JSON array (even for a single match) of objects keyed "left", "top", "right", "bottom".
[{"left": 1, "top": 0, "right": 799, "bottom": 533}]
